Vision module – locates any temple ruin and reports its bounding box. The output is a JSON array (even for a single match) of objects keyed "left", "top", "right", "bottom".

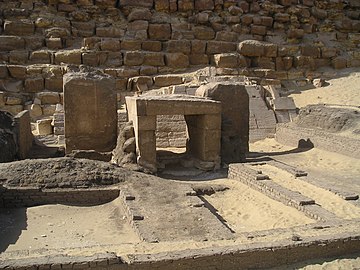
[{"left": 1, "top": 0, "right": 360, "bottom": 269}]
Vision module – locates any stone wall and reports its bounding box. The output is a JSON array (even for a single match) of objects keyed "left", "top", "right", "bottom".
[
  {"left": 1, "top": 233, "right": 360, "bottom": 269},
  {"left": 275, "top": 123, "right": 360, "bottom": 159},
  {"left": 0, "top": 0, "right": 359, "bottom": 118},
  {"left": 0, "top": 185, "right": 119, "bottom": 208},
  {"left": 156, "top": 114, "right": 187, "bottom": 148}
]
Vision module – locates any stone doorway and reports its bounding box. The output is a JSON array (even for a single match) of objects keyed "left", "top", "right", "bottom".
[{"left": 126, "top": 95, "right": 221, "bottom": 173}]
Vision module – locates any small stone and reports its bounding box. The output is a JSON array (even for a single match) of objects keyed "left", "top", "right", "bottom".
[{"left": 313, "top": 78, "right": 326, "bottom": 88}]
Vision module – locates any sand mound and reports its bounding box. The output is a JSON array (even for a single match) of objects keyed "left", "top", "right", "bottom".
[
  {"left": 0, "top": 157, "right": 142, "bottom": 188},
  {"left": 295, "top": 104, "right": 360, "bottom": 134}
]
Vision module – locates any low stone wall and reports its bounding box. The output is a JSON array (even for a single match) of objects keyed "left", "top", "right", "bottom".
[
  {"left": 1, "top": 233, "right": 360, "bottom": 270},
  {"left": 276, "top": 123, "right": 360, "bottom": 159},
  {"left": 0, "top": 185, "right": 119, "bottom": 208}
]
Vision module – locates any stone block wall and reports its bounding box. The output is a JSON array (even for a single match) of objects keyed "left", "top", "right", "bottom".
[
  {"left": 0, "top": 0, "right": 359, "bottom": 141},
  {"left": 0, "top": 185, "right": 119, "bottom": 208},
  {"left": 156, "top": 114, "right": 187, "bottom": 148}
]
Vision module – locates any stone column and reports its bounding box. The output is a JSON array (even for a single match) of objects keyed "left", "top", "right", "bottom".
[{"left": 63, "top": 71, "right": 117, "bottom": 154}]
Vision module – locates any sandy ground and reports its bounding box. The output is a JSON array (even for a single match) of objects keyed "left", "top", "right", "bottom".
[
  {"left": 289, "top": 70, "right": 360, "bottom": 108},
  {"left": 204, "top": 179, "right": 315, "bottom": 233}
]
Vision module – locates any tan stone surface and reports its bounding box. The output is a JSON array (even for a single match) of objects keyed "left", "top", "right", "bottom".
[{"left": 64, "top": 71, "right": 117, "bottom": 153}]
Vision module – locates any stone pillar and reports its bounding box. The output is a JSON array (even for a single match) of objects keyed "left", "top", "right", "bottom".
[
  {"left": 126, "top": 97, "right": 157, "bottom": 171},
  {"left": 196, "top": 82, "right": 249, "bottom": 163},
  {"left": 14, "top": 110, "right": 33, "bottom": 159},
  {"left": 185, "top": 114, "right": 221, "bottom": 161},
  {"left": 63, "top": 71, "right": 117, "bottom": 154}
]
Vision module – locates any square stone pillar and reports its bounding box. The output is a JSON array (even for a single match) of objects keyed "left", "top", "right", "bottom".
[{"left": 64, "top": 72, "right": 117, "bottom": 154}]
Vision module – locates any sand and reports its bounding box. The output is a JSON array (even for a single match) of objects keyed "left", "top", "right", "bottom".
[{"left": 289, "top": 70, "right": 360, "bottom": 108}]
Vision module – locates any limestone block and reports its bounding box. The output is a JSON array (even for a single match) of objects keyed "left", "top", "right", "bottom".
[
  {"left": 117, "top": 67, "right": 140, "bottom": 78},
  {"left": 45, "top": 77, "right": 63, "bottom": 92},
  {"left": 54, "top": 50, "right": 82, "bottom": 65},
  {"left": 100, "top": 39, "right": 121, "bottom": 51},
  {"left": 4, "top": 20, "right": 34, "bottom": 36},
  {"left": 207, "top": 41, "right": 236, "bottom": 54},
  {"left": 5, "top": 96, "right": 22, "bottom": 105},
  {"left": 287, "top": 29, "right": 305, "bottom": 39},
  {"left": 120, "top": 41, "right": 142, "bottom": 51},
  {"left": 213, "top": 53, "right": 239, "bottom": 68},
  {"left": 165, "top": 53, "right": 189, "bottom": 68},
  {"left": 274, "top": 13, "right": 290, "bottom": 23},
  {"left": 0, "top": 65, "right": 8, "bottom": 79},
  {"left": 136, "top": 116, "right": 156, "bottom": 131},
  {"left": 332, "top": 57, "right": 347, "bottom": 69},
  {"left": 29, "top": 50, "right": 51, "bottom": 64},
  {"left": 215, "top": 31, "right": 237, "bottom": 42},
  {"left": 105, "top": 52, "right": 122, "bottom": 67},
  {"left": 241, "top": 14, "right": 254, "bottom": 25},
  {"left": 238, "top": 40, "right": 266, "bottom": 57},
  {"left": 322, "top": 47, "right": 337, "bottom": 58},
  {"left": 142, "top": 41, "right": 162, "bottom": 52},
  {"left": 64, "top": 72, "right": 117, "bottom": 153},
  {"left": 124, "top": 51, "right": 144, "bottom": 66},
  {"left": 45, "top": 38, "right": 63, "bottom": 50},
  {"left": 193, "top": 26, "right": 215, "bottom": 40},
  {"left": 311, "top": 7, "right": 327, "bottom": 19},
  {"left": 82, "top": 52, "right": 103, "bottom": 66},
  {"left": 42, "top": 105, "right": 56, "bottom": 116},
  {"left": 2, "top": 105, "right": 24, "bottom": 116},
  {"left": 155, "top": 0, "right": 169, "bottom": 11},
  {"left": 119, "top": 0, "right": 153, "bottom": 7},
  {"left": 45, "top": 27, "right": 70, "bottom": 38},
  {"left": 30, "top": 104, "right": 43, "bottom": 119},
  {"left": 273, "top": 97, "right": 296, "bottom": 111},
  {"left": 195, "top": 0, "right": 214, "bottom": 10},
  {"left": 143, "top": 53, "right": 165, "bottom": 66},
  {"left": 128, "top": 9, "right": 152, "bottom": 21},
  {"left": 228, "top": 5, "right": 243, "bottom": 15},
  {"left": 128, "top": 76, "right": 153, "bottom": 91},
  {"left": 191, "top": 40, "right": 207, "bottom": 54},
  {"left": 96, "top": 27, "right": 124, "bottom": 38},
  {"left": 148, "top": 24, "right": 171, "bottom": 41},
  {"left": 0, "top": 92, "right": 4, "bottom": 107},
  {"left": 165, "top": 40, "right": 191, "bottom": 54},
  {"left": 8, "top": 65, "right": 26, "bottom": 80},
  {"left": 9, "top": 51, "right": 28, "bottom": 65},
  {"left": 189, "top": 54, "right": 209, "bottom": 65},
  {"left": 36, "top": 118, "right": 53, "bottom": 135},
  {"left": 25, "top": 77, "right": 44, "bottom": 93},
  {"left": 177, "top": 0, "right": 193, "bottom": 11},
  {"left": 154, "top": 75, "right": 183, "bottom": 87},
  {"left": 95, "top": 0, "right": 116, "bottom": 7},
  {"left": 128, "top": 20, "right": 149, "bottom": 32},
  {"left": 36, "top": 92, "right": 60, "bottom": 105},
  {"left": 251, "top": 25, "right": 267, "bottom": 36},
  {"left": 301, "top": 45, "right": 320, "bottom": 58}
]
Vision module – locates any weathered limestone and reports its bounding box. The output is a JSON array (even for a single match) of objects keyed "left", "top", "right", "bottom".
[
  {"left": 196, "top": 83, "right": 249, "bottom": 163},
  {"left": 63, "top": 71, "right": 117, "bottom": 154},
  {"left": 13, "top": 110, "right": 33, "bottom": 159},
  {"left": 126, "top": 95, "right": 221, "bottom": 172},
  {"left": 36, "top": 118, "right": 52, "bottom": 135}
]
